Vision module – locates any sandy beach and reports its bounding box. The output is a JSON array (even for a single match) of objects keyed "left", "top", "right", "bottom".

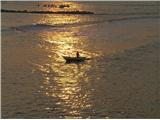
[
  {"left": 1, "top": 1, "right": 160, "bottom": 118},
  {"left": 2, "top": 40, "right": 160, "bottom": 118}
]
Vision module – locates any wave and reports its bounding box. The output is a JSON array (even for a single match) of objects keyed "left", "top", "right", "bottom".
[
  {"left": 10, "top": 20, "right": 105, "bottom": 32},
  {"left": 108, "top": 15, "right": 160, "bottom": 22},
  {"left": 10, "top": 24, "right": 61, "bottom": 32},
  {"left": 10, "top": 15, "right": 160, "bottom": 32},
  {"left": 95, "top": 12, "right": 159, "bottom": 16}
]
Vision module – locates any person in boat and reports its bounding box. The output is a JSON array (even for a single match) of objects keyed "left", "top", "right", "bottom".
[{"left": 76, "top": 51, "right": 80, "bottom": 58}]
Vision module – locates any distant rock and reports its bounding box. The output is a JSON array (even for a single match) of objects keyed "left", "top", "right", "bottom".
[{"left": 1, "top": 9, "right": 94, "bottom": 15}]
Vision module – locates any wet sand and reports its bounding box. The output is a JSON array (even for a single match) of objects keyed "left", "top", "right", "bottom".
[
  {"left": 90, "top": 41, "right": 160, "bottom": 118},
  {"left": 2, "top": 40, "right": 160, "bottom": 118}
]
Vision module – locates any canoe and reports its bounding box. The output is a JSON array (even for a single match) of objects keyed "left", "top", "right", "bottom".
[{"left": 63, "top": 56, "right": 90, "bottom": 63}]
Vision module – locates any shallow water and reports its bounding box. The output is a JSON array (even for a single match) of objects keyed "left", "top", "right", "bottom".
[{"left": 1, "top": 1, "right": 160, "bottom": 118}]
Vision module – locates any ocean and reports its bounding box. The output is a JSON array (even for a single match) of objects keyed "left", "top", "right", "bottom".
[{"left": 1, "top": 1, "right": 160, "bottom": 118}]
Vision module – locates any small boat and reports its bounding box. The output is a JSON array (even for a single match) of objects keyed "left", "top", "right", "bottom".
[{"left": 63, "top": 56, "right": 90, "bottom": 63}]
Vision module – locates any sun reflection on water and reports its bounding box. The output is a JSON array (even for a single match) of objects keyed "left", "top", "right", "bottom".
[
  {"left": 37, "top": 29, "right": 93, "bottom": 117},
  {"left": 33, "top": 9, "right": 99, "bottom": 118},
  {"left": 37, "top": 1, "right": 84, "bottom": 26},
  {"left": 38, "top": 14, "right": 81, "bottom": 26},
  {"left": 35, "top": 53, "right": 93, "bottom": 117}
]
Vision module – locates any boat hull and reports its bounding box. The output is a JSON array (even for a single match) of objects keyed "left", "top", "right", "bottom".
[{"left": 63, "top": 56, "right": 90, "bottom": 63}]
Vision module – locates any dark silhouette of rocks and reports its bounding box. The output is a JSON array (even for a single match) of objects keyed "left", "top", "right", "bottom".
[
  {"left": 43, "top": 4, "right": 57, "bottom": 8},
  {"left": 1, "top": 9, "right": 94, "bottom": 14},
  {"left": 42, "top": 4, "right": 70, "bottom": 8},
  {"left": 59, "top": 4, "right": 70, "bottom": 8}
]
